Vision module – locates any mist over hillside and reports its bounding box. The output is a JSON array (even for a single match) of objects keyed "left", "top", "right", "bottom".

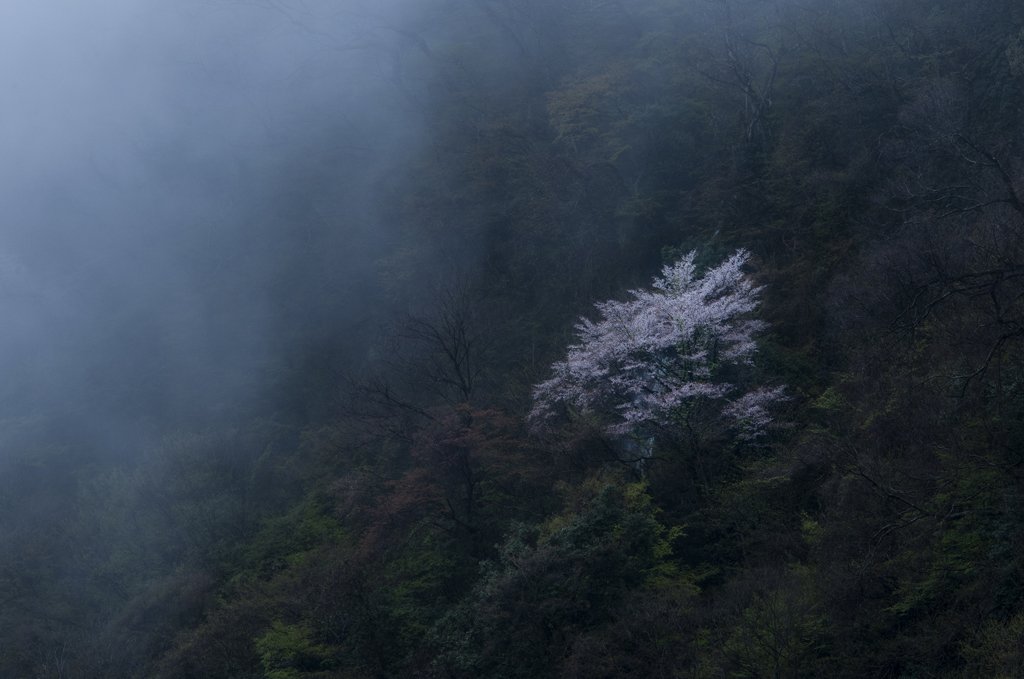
[
  {"left": 0, "top": 0, "right": 432, "bottom": 448},
  {"left": 1, "top": 0, "right": 1024, "bottom": 677}
]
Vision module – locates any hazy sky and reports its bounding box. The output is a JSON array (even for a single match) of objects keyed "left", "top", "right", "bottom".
[{"left": 0, "top": 0, "right": 424, "bottom": 445}]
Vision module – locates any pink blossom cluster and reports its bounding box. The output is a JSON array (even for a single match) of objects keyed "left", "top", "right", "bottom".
[{"left": 531, "top": 250, "right": 785, "bottom": 440}]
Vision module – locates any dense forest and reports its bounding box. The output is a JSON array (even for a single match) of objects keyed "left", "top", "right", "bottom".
[{"left": 3, "top": 0, "right": 1024, "bottom": 676}]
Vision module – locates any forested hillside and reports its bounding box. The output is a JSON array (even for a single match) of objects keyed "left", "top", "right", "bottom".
[{"left": 3, "top": 0, "right": 1024, "bottom": 676}]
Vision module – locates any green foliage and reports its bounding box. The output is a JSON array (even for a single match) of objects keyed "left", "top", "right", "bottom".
[
  {"left": 623, "top": 479, "right": 688, "bottom": 589},
  {"left": 428, "top": 480, "right": 698, "bottom": 678},
  {"left": 961, "top": 611, "right": 1024, "bottom": 678},
  {"left": 241, "top": 493, "right": 347, "bottom": 578},
  {"left": 256, "top": 622, "right": 337, "bottom": 679},
  {"left": 700, "top": 571, "right": 832, "bottom": 679}
]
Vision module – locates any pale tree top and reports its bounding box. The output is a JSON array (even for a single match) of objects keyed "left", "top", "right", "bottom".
[{"left": 531, "top": 249, "right": 785, "bottom": 440}]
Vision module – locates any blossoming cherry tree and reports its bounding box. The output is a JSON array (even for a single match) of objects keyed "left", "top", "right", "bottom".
[{"left": 531, "top": 249, "right": 785, "bottom": 441}]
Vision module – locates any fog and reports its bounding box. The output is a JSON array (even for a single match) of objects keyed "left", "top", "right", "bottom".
[{"left": 0, "top": 0, "right": 427, "bottom": 451}]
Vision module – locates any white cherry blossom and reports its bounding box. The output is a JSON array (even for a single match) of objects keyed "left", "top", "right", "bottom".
[{"left": 531, "top": 250, "right": 785, "bottom": 440}]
